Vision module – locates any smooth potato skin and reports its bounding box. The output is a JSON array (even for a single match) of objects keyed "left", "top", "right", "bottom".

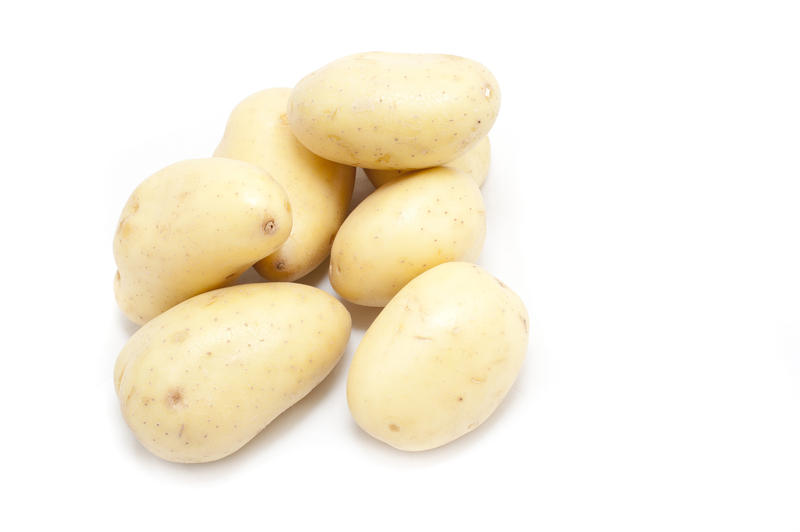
[
  {"left": 365, "top": 136, "right": 491, "bottom": 188},
  {"left": 330, "top": 167, "right": 486, "bottom": 306},
  {"left": 288, "top": 52, "right": 500, "bottom": 169},
  {"left": 347, "top": 262, "right": 529, "bottom": 451},
  {"left": 113, "top": 158, "right": 292, "bottom": 324},
  {"left": 214, "top": 88, "right": 355, "bottom": 281},
  {"left": 114, "top": 283, "right": 352, "bottom": 463}
]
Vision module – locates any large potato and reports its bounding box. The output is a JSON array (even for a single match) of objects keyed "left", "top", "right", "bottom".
[
  {"left": 347, "top": 262, "right": 529, "bottom": 451},
  {"left": 215, "top": 88, "right": 355, "bottom": 281},
  {"left": 365, "top": 136, "right": 491, "bottom": 188},
  {"left": 113, "top": 158, "right": 292, "bottom": 324},
  {"left": 288, "top": 52, "right": 500, "bottom": 169},
  {"left": 329, "top": 167, "right": 485, "bottom": 306},
  {"left": 114, "top": 283, "right": 351, "bottom": 463}
]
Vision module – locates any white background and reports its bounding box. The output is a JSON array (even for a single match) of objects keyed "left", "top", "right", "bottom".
[{"left": 2, "top": 1, "right": 799, "bottom": 530}]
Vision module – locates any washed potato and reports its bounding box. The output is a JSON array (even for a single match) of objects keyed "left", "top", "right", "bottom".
[
  {"left": 113, "top": 158, "right": 291, "bottom": 324},
  {"left": 288, "top": 52, "right": 500, "bottom": 169},
  {"left": 365, "top": 136, "right": 491, "bottom": 188},
  {"left": 330, "top": 167, "right": 485, "bottom": 306},
  {"left": 114, "top": 283, "right": 351, "bottom": 463},
  {"left": 347, "top": 262, "right": 528, "bottom": 451},
  {"left": 215, "top": 88, "right": 355, "bottom": 281}
]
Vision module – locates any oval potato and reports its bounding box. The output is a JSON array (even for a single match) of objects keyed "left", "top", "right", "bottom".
[
  {"left": 114, "top": 283, "right": 352, "bottom": 463},
  {"left": 113, "top": 158, "right": 292, "bottom": 324},
  {"left": 288, "top": 52, "right": 500, "bottom": 169},
  {"left": 215, "top": 88, "right": 355, "bottom": 281},
  {"left": 347, "top": 262, "right": 529, "bottom": 451},
  {"left": 365, "top": 136, "right": 491, "bottom": 188},
  {"left": 330, "top": 167, "right": 485, "bottom": 306}
]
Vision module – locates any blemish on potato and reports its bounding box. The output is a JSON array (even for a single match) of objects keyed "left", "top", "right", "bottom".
[
  {"left": 166, "top": 388, "right": 185, "bottom": 408},
  {"left": 389, "top": 424, "right": 400, "bottom": 432},
  {"left": 262, "top": 218, "right": 277, "bottom": 234}
]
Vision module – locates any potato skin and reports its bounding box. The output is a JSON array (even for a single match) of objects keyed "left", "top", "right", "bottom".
[
  {"left": 365, "top": 136, "right": 491, "bottom": 188},
  {"left": 288, "top": 52, "right": 500, "bottom": 169},
  {"left": 214, "top": 88, "right": 355, "bottom": 281},
  {"left": 347, "top": 262, "right": 529, "bottom": 451},
  {"left": 113, "top": 158, "right": 292, "bottom": 324},
  {"left": 329, "top": 167, "right": 485, "bottom": 307},
  {"left": 114, "top": 283, "right": 352, "bottom": 463}
]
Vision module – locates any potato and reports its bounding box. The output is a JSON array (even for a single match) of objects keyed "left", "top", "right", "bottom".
[
  {"left": 214, "top": 88, "right": 355, "bottom": 281},
  {"left": 330, "top": 167, "right": 485, "bottom": 306},
  {"left": 114, "top": 283, "right": 351, "bottom": 463},
  {"left": 113, "top": 158, "right": 292, "bottom": 324},
  {"left": 347, "top": 262, "right": 528, "bottom": 451},
  {"left": 365, "top": 136, "right": 491, "bottom": 188},
  {"left": 288, "top": 52, "right": 500, "bottom": 169}
]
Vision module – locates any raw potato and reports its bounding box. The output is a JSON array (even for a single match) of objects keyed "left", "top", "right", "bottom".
[
  {"left": 347, "top": 262, "right": 529, "bottom": 451},
  {"left": 114, "top": 283, "right": 352, "bottom": 463},
  {"left": 288, "top": 52, "right": 500, "bottom": 169},
  {"left": 114, "top": 158, "right": 292, "bottom": 324},
  {"left": 330, "top": 167, "right": 485, "bottom": 306},
  {"left": 365, "top": 136, "right": 491, "bottom": 188},
  {"left": 215, "top": 88, "right": 355, "bottom": 281}
]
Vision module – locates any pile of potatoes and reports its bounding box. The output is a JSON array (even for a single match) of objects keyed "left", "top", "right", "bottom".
[{"left": 113, "top": 52, "right": 529, "bottom": 463}]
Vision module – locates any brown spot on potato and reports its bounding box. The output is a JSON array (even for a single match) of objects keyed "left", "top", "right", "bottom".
[
  {"left": 274, "top": 260, "right": 286, "bottom": 271},
  {"left": 178, "top": 424, "right": 184, "bottom": 438},
  {"left": 167, "top": 388, "right": 185, "bottom": 408},
  {"left": 457, "top": 396, "right": 463, "bottom": 402},
  {"left": 388, "top": 424, "right": 400, "bottom": 432},
  {"left": 263, "top": 219, "right": 277, "bottom": 234}
]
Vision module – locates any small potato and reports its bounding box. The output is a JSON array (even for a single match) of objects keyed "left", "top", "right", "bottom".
[
  {"left": 330, "top": 167, "right": 485, "bottom": 306},
  {"left": 114, "top": 283, "right": 351, "bottom": 463},
  {"left": 113, "top": 158, "right": 291, "bottom": 324},
  {"left": 365, "top": 136, "right": 491, "bottom": 188},
  {"left": 215, "top": 88, "right": 355, "bottom": 281},
  {"left": 288, "top": 52, "right": 500, "bottom": 169},
  {"left": 347, "top": 262, "right": 529, "bottom": 451}
]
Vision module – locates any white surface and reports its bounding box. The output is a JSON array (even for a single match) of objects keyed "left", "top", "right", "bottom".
[{"left": 2, "top": 1, "right": 799, "bottom": 530}]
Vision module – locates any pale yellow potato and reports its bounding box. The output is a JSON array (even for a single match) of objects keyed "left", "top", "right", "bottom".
[
  {"left": 288, "top": 52, "right": 500, "bottom": 169},
  {"left": 114, "top": 283, "right": 351, "bottom": 463},
  {"left": 347, "top": 262, "right": 529, "bottom": 451},
  {"left": 113, "top": 158, "right": 292, "bottom": 324},
  {"left": 365, "top": 136, "right": 491, "bottom": 188},
  {"left": 215, "top": 88, "right": 355, "bottom": 281},
  {"left": 329, "top": 167, "right": 485, "bottom": 306}
]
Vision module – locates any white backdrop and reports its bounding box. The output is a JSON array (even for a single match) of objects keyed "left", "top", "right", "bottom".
[{"left": 2, "top": 1, "right": 799, "bottom": 530}]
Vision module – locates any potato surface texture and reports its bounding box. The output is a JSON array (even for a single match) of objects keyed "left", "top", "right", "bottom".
[
  {"left": 330, "top": 167, "right": 485, "bottom": 306},
  {"left": 215, "top": 88, "right": 355, "bottom": 281},
  {"left": 113, "top": 158, "right": 292, "bottom": 324},
  {"left": 288, "top": 52, "right": 500, "bottom": 169},
  {"left": 347, "top": 262, "right": 529, "bottom": 451},
  {"left": 365, "top": 136, "right": 491, "bottom": 188},
  {"left": 114, "top": 283, "right": 352, "bottom": 463}
]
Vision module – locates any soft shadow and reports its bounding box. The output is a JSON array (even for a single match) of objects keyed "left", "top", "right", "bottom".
[
  {"left": 232, "top": 267, "right": 267, "bottom": 286},
  {"left": 349, "top": 168, "right": 375, "bottom": 212},
  {"left": 116, "top": 310, "right": 140, "bottom": 336},
  {"left": 339, "top": 299, "right": 382, "bottom": 332},
  {"left": 295, "top": 257, "right": 330, "bottom": 287}
]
